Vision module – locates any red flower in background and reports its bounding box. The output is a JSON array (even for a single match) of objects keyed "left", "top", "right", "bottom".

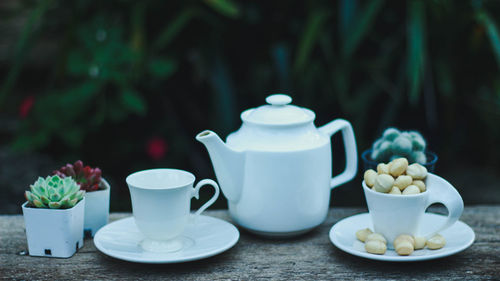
[
  {"left": 19, "top": 96, "right": 35, "bottom": 119},
  {"left": 147, "top": 137, "right": 168, "bottom": 160}
]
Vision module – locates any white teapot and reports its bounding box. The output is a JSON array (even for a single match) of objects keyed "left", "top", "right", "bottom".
[{"left": 196, "top": 94, "right": 357, "bottom": 236}]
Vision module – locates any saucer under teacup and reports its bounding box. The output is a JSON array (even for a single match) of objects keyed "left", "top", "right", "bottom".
[
  {"left": 329, "top": 212, "right": 474, "bottom": 262},
  {"left": 94, "top": 215, "right": 239, "bottom": 263}
]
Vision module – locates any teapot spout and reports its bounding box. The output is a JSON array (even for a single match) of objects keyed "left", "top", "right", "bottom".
[{"left": 196, "top": 130, "right": 244, "bottom": 203}]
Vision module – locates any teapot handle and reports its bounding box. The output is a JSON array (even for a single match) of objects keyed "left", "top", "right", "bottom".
[{"left": 319, "top": 119, "right": 358, "bottom": 189}]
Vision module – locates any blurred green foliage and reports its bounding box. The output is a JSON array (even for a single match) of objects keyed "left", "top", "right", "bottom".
[{"left": 1, "top": 0, "right": 500, "bottom": 209}]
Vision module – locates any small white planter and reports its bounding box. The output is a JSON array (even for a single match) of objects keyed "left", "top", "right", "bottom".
[
  {"left": 84, "top": 178, "right": 110, "bottom": 237},
  {"left": 22, "top": 198, "right": 85, "bottom": 258}
]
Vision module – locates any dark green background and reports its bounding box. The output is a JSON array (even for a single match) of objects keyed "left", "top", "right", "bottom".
[{"left": 1, "top": 0, "right": 499, "bottom": 213}]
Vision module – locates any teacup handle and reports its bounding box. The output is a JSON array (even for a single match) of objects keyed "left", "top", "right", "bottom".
[
  {"left": 422, "top": 174, "right": 464, "bottom": 239},
  {"left": 191, "top": 179, "right": 220, "bottom": 219},
  {"left": 319, "top": 119, "right": 358, "bottom": 189}
]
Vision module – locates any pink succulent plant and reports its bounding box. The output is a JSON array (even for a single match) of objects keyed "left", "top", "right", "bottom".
[{"left": 53, "top": 160, "right": 102, "bottom": 192}]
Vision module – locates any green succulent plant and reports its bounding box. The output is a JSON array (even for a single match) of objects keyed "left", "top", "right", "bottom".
[
  {"left": 371, "top": 128, "right": 427, "bottom": 164},
  {"left": 25, "top": 175, "right": 85, "bottom": 209}
]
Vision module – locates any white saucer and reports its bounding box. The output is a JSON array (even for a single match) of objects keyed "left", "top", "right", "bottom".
[
  {"left": 94, "top": 215, "right": 239, "bottom": 263},
  {"left": 329, "top": 212, "right": 475, "bottom": 262}
]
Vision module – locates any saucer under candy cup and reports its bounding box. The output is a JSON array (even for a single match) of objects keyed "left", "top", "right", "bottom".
[
  {"left": 362, "top": 173, "right": 463, "bottom": 248},
  {"left": 126, "top": 169, "right": 220, "bottom": 253}
]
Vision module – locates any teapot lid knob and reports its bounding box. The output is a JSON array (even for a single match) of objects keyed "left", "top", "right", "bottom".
[{"left": 266, "top": 94, "right": 292, "bottom": 106}]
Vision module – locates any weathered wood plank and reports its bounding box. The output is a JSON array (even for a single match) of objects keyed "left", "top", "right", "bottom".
[{"left": 1, "top": 206, "right": 499, "bottom": 280}]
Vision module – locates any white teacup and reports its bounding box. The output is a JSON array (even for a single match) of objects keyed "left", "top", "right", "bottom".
[
  {"left": 362, "top": 173, "right": 463, "bottom": 248},
  {"left": 126, "top": 168, "right": 220, "bottom": 252}
]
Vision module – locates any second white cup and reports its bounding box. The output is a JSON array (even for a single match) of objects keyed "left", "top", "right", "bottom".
[
  {"left": 363, "top": 173, "right": 463, "bottom": 248},
  {"left": 126, "top": 168, "right": 220, "bottom": 252}
]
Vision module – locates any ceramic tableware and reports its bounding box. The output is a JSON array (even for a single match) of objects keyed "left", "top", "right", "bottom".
[
  {"left": 363, "top": 173, "right": 464, "bottom": 247},
  {"left": 329, "top": 212, "right": 475, "bottom": 262},
  {"left": 126, "top": 168, "right": 220, "bottom": 252},
  {"left": 94, "top": 215, "right": 239, "bottom": 263},
  {"left": 196, "top": 94, "right": 358, "bottom": 236}
]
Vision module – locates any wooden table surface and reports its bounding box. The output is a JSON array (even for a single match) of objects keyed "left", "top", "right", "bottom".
[{"left": 1, "top": 206, "right": 499, "bottom": 280}]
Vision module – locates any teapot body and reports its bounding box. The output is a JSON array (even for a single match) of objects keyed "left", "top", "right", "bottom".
[{"left": 226, "top": 138, "right": 332, "bottom": 235}]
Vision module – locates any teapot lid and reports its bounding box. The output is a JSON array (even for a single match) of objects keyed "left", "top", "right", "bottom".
[{"left": 241, "top": 94, "right": 315, "bottom": 126}]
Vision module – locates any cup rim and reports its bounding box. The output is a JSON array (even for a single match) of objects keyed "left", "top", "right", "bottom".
[
  {"left": 362, "top": 174, "right": 435, "bottom": 198},
  {"left": 126, "top": 168, "right": 195, "bottom": 190}
]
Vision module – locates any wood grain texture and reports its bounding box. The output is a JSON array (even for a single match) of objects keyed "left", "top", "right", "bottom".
[{"left": 1, "top": 206, "right": 499, "bottom": 280}]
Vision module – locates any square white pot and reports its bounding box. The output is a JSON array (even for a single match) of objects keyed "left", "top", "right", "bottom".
[
  {"left": 84, "top": 178, "right": 110, "bottom": 237},
  {"left": 22, "top": 198, "right": 85, "bottom": 258}
]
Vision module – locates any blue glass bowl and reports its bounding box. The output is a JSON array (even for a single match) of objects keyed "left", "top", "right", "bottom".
[{"left": 361, "top": 149, "right": 438, "bottom": 173}]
